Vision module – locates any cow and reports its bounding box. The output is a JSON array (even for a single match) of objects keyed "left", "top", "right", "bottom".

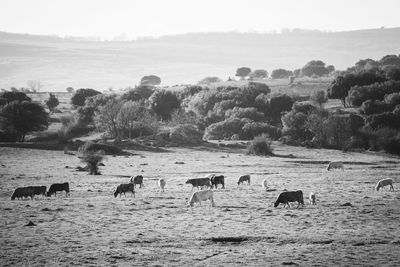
[
  {"left": 11, "top": 187, "right": 35, "bottom": 200},
  {"left": 187, "top": 189, "right": 215, "bottom": 207},
  {"left": 237, "top": 175, "right": 250, "bottom": 185},
  {"left": 274, "top": 190, "right": 304, "bottom": 208},
  {"left": 309, "top": 192, "right": 316, "bottom": 205},
  {"left": 46, "top": 183, "right": 70, "bottom": 197},
  {"left": 261, "top": 179, "right": 268, "bottom": 190},
  {"left": 185, "top": 178, "right": 211, "bottom": 191},
  {"left": 158, "top": 178, "right": 166, "bottom": 192},
  {"left": 210, "top": 175, "right": 225, "bottom": 189},
  {"left": 28, "top": 186, "right": 47, "bottom": 197},
  {"left": 114, "top": 183, "right": 135, "bottom": 198},
  {"left": 327, "top": 161, "right": 344, "bottom": 171},
  {"left": 130, "top": 175, "right": 144, "bottom": 188},
  {"left": 375, "top": 178, "right": 394, "bottom": 191}
]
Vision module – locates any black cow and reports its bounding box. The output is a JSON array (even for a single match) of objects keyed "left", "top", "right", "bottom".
[
  {"left": 237, "top": 175, "right": 250, "bottom": 185},
  {"left": 185, "top": 178, "right": 211, "bottom": 190},
  {"left": 130, "top": 175, "right": 144, "bottom": 188},
  {"left": 274, "top": 190, "right": 304, "bottom": 208},
  {"left": 28, "top": 186, "right": 47, "bottom": 197},
  {"left": 114, "top": 183, "right": 135, "bottom": 198},
  {"left": 47, "top": 183, "right": 70, "bottom": 197},
  {"left": 11, "top": 187, "right": 35, "bottom": 200},
  {"left": 210, "top": 175, "right": 225, "bottom": 189}
]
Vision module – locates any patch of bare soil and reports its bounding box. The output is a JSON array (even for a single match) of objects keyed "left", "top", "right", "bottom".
[{"left": 1, "top": 145, "right": 400, "bottom": 266}]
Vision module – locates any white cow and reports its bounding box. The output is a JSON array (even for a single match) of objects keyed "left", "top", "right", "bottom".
[
  {"left": 261, "top": 179, "right": 268, "bottom": 190},
  {"left": 309, "top": 192, "right": 316, "bottom": 205},
  {"left": 187, "top": 190, "right": 215, "bottom": 207},
  {"left": 327, "top": 161, "right": 344, "bottom": 171},
  {"left": 158, "top": 178, "right": 166, "bottom": 192},
  {"left": 375, "top": 178, "right": 394, "bottom": 191}
]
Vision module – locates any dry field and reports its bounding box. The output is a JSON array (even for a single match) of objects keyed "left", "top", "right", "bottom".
[{"left": 1, "top": 143, "right": 400, "bottom": 266}]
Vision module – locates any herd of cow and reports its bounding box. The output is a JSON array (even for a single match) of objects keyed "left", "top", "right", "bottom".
[{"left": 10, "top": 161, "right": 395, "bottom": 209}]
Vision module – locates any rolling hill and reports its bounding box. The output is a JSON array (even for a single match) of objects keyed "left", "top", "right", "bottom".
[{"left": 1, "top": 28, "right": 399, "bottom": 92}]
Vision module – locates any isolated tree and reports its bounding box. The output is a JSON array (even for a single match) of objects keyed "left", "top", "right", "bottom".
[
  {"left": 66, "top": 87, "right": 74, "bottom": 93},
  {"left": 140, "top": 75, "right": 161, "bottom": 86},
  {"left": 235, "top": 67, "right": 252, "bottom": 80},
  {"left": 149, "top": 90, "right": 180, "bottom": 120},
  {"left": 71, "top": 88, "right": 101, "bottom": 107},
  {"left": 300, "top": 60, "right": 329, "bottom": 77},
  {"left": 0, "top": 91, "right": 31, "bottom": 104},
  {"left": 0, "top": 101, "right": 49, "bottom": 141},
  {"left": 326, "top": 65, "right": 335, "bottom": 74},
  {"left": 78, "top": 142, "right": 104, "bottom": 175},
  {"left": 27, "top": 80, "right": 42, "bottom": 92},
  {"left": 271, "top": 69, "right": 293, "bottom": 79},
  {"left": 45, "top": 93, "right": 59, "bottom": 113},
  {"left": 249, "top": 69, "right": 268, "bottom": 79}
]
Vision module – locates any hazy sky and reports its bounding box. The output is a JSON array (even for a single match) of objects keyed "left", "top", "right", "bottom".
[{"left": 0, "top": 0, "right": 399, "bottom": 39}]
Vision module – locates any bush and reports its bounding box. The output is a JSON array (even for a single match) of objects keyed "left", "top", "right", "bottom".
[
  {"left": 198, "top": 77, "right": 222, "bottom": 85},
  {"left": 384, "top": 92, "right": 400, "bottom": 105},
  {"left": 225, "top": 107, "right": 265, "bottom": 121},
  {"left": 149, "top": 89, "right": 180, "bottom": 120},
  {"left": 310, "top": 90, "right": 328, "bottom": 106},
  {"left": 169, "top": 124, "right": 204, "bottom": 145},
  {"left": 79, "top": 150, "right": 104, "bottom": 175},
  {"left": 359, "top": 100, "right": 392, "bottom": 115},
  {"left": 268, "top": 94, "right": 295, "bottom": 124},
  {"left": 292, "top": 101, "right": 317, "bottom": 114},
  {"left": 45, "top": 93, "right": 59, "bottom": 113},
  {"left": 282, "top": 110, "right": 311, "bottom": 141},
  {"left": 58, "top": 114, "right": 95, "bottom": 142},
  {"left": 247, "top": 134, "right": 273, "bottom": 156},
  {"left": 79, "top": 141, "right": 122, "bottom": 155},
  {"left": 121, "top": 85, "right": 155, "bottom": 102},
  {"left": 366, "top": 112, "right": 400, "bottom": 130},
  {"left": 241, "top": 122, "right": 281, "bottom": 140},
  {"left": 203, "top": 118, "right": 249, "bottom": 140},
  {"left": 0, "top": 91, "right": 31, "bottom": 104},
  {"left": 348, "top": 80, "right": 400, "bottom": 107},
  {"left": 71, "top": 88, "right": 101, "bottom": 107}
]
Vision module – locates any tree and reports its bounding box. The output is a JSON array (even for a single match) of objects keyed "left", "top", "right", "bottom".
[
  {"left": 198, "top": 77, "right": 222, "bottom": 85},
  {"left": 300, "top": 60, "right": 329, "bottom": 77},
  {"left": 66, "top": 87, "right": 74, "bottom": 93},
  {"left": 380, "top": 55, "right": 400, "bottom": 67},
  {"left": 235, "top": 67, "right": 252, "bottom": 80},
  {"left": 121, "top": 85, "right": 155, "bottom": 102},
  {"left": 140, "top": 75, "right": 161, "bottom": 86},
  {"left": 27, "top": 80, "right": 42, "bottom": 92},
  {"left": 268, "top": 94, "right": 294, "bottom": 123},
  {"left": 327, "top": 72, "right": 386, "bottom": 107},
  {"left": 0, "top": 91, "right": 31, "bottom": 104},
  {"left": 326, "top": 65, "right": 335, "bottom": 73},
  {"left": 249, "top": 69, "right": 268, "bottom": 79},
  {"left": 94, "top": 99, "right": 124, "bottom": 138},
  {"left": 71, "top": 88, "right": 101, "bottom": 107},
  {"left": 310, "top": 90, "right": 328, "bottom": 107},
  {"left": 0, "top": 101, "right": 49, "bottom": 142},
  {"left": 149, "top": 90, "right": 180, "bottom": 120},
  {"left": 45, "top": 93, "right": 59, "bottom": 113},
  {"left": 271, "top": 69, "right": 293, "bottom": 79}
]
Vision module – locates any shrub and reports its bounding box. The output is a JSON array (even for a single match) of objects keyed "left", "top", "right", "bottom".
[
  {"left": 198, "top": 77, "right": 222, "bottom": 85},
  {"left": 203, "top": 118, "right": 249, "bottom": 140},
  {"left": 79, "top": 149, "right": 104, "bottom": 175},
  {"left": 282, "top": 110, "right": 311, "bottom": 141},
  {"left": 169, "top": 124, "right": 204, "bottom": 145},
  {"left": 241, "top": 122, "right": 281, "bottom": 140},
  {"left": 366, "top": 112, "right": 400, "bottom": 130},
  {"left": 310, "top": 90, "right": 328, "bottom": 107},
  {"left": 359, "top": 100, "right": 392, "bottom": 115},
  {"left": 121, "top": 85, "right": 155, "bottom": 102},
  {"left": 384, "top": 92, "right": 400, "bottom": 105},
  {"left": 225, "top": 107, "right": 265, "bottom": 121},
  {"left": 248, "top": 82, "right": 271, "bottom": 95},
  {"left": 347, "top": 80, "right": 400, "bottom": 107},
  {"left": 169, "top": 109, "right": 199, "bottom": 126},
  {"left": 45, "top": 93, "right": 59, "bottom": 113},
  {"left": 267, "top": 94, "right": 295, "bottom": 124},
  {"left": 79, "top": 141, "right": 122, "bottom": 155},
  {"left": 149, "top": 89, "right": 180, "bottom": 120},
  {"left": 0, "top": 91, "right": 31, "bottom": 104},
  {"left": 71, "top": 88, "right": 101, "bottom": 107},
  {"left": 292, "top": 101, "right": 317, "bottom": 114},
  {"left": 247, "top": 134, "right": 273, "bottom": 156}
]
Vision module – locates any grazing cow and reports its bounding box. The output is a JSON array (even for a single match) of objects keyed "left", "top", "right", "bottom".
[
  {"left": 210, "top": 175, "right": 225, "bottom": 189},
  {"left": 187, "top": 189, "right": 215, "bottom": 207},
  {"left": 327, "top": 161, "right": 344, "bottom": 171},
  {"left": 114, "top": 183, "right": 135, "bottom": 198},
  {"left": 28, "top": 186, "right": 47, "bottom": 197},
  {"left": 46, "top": 183, "right": 70, "bottom": 197},
  {"left": 237, "top": 175, "right": 250, "bottom": 185},
  {"left": 375, "top": 178, "right": 394, "bottom": 191},
  {"left": 309, "top": 192, "right": 316, "bottom": 205},
  {"left": 11, "top": 187, "right": 35, "bottom": 200},
  {"left": 261, "top": 179, "right": 268, "bottom": 190},
  {"left": 185, "top": 178, "right": 211, "bottom": 190},
  {"left": 274, "top": 190, "right": 304, "bottom": 208},
  {"left": 129, "top": 175, "right": 144, "bottom": 188},
  {"left": 158, "top": 178, "right": 166, "bottom": 192}
]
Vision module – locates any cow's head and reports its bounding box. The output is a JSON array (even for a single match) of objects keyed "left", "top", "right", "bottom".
[
  {"left": 46, "top": 191, "right": 53, "bottom": 197},
  {"left": 114, "top": 191, "right": 119, "bottom": 197},
  {"left": 185, "top": 180, "right": 191, "bottom": 184}
]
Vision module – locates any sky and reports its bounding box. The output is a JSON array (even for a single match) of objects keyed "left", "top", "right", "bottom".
[{"left": 0, "top": 0, "right": 399, "bottom": 40}]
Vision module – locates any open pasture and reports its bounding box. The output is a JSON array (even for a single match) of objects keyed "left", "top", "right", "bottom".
[{"left": 1, "top": 144, "right": 400, "bottom": 266}]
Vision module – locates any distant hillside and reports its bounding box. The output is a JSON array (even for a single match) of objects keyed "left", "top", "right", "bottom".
[{"left": 1, "top": 28, "right": 399, "bottom": 91}]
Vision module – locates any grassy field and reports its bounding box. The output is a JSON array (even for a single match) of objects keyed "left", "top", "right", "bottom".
[{"left": 1, "top": 143, "right": 399, "bottom": 266}]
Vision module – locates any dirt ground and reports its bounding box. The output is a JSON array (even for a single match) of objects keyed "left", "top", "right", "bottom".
[{"left": 1, "top": 143, "right": 400, "bottom": 266}]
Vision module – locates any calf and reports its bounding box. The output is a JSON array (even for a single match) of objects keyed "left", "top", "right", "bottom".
[
  {"left": 237, "top": 175, "right": 250, "bottom": 185},
  {"left": 210, "top": 175, "right": 225, "bottom": 189},
  {"left": 11, "top": 187, "right": 35, "bottom": 200},
  {"left": 47, "top": 183, "right": 70, "bottom": 197},
  {"left": 327, "top": 161, "right": 344, "bottom": 171},
  {"left": 130, "top": 175, "right": 144, "bottom": 188},
  {"left": 28, "top": 186, "right": 47, "bottom": 197},
  {"left": 187, "top": 189, "right": 215, "bottom": 207},
  {"left": 158, "top": 178, "right": 166, "bottom": 192},
  {"left": 114, "top": 183, "right": 135, "bottom": 198},
  {"left": 274, "top": 190, "right": 304, "bottom": 208},
  {"left": 185, "top": 178, "right": 211, "bottom": 190},
  {"left": 309, "top": 192, "right": 316, "bottom": 205},
  {"left": 261, "top": 179, "right": 268, "bottom": 190}
]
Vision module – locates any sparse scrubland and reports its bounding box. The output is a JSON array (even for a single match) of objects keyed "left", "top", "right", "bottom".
[{"left": 1, "top": 54, "right": 400, "bottom": 265}]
